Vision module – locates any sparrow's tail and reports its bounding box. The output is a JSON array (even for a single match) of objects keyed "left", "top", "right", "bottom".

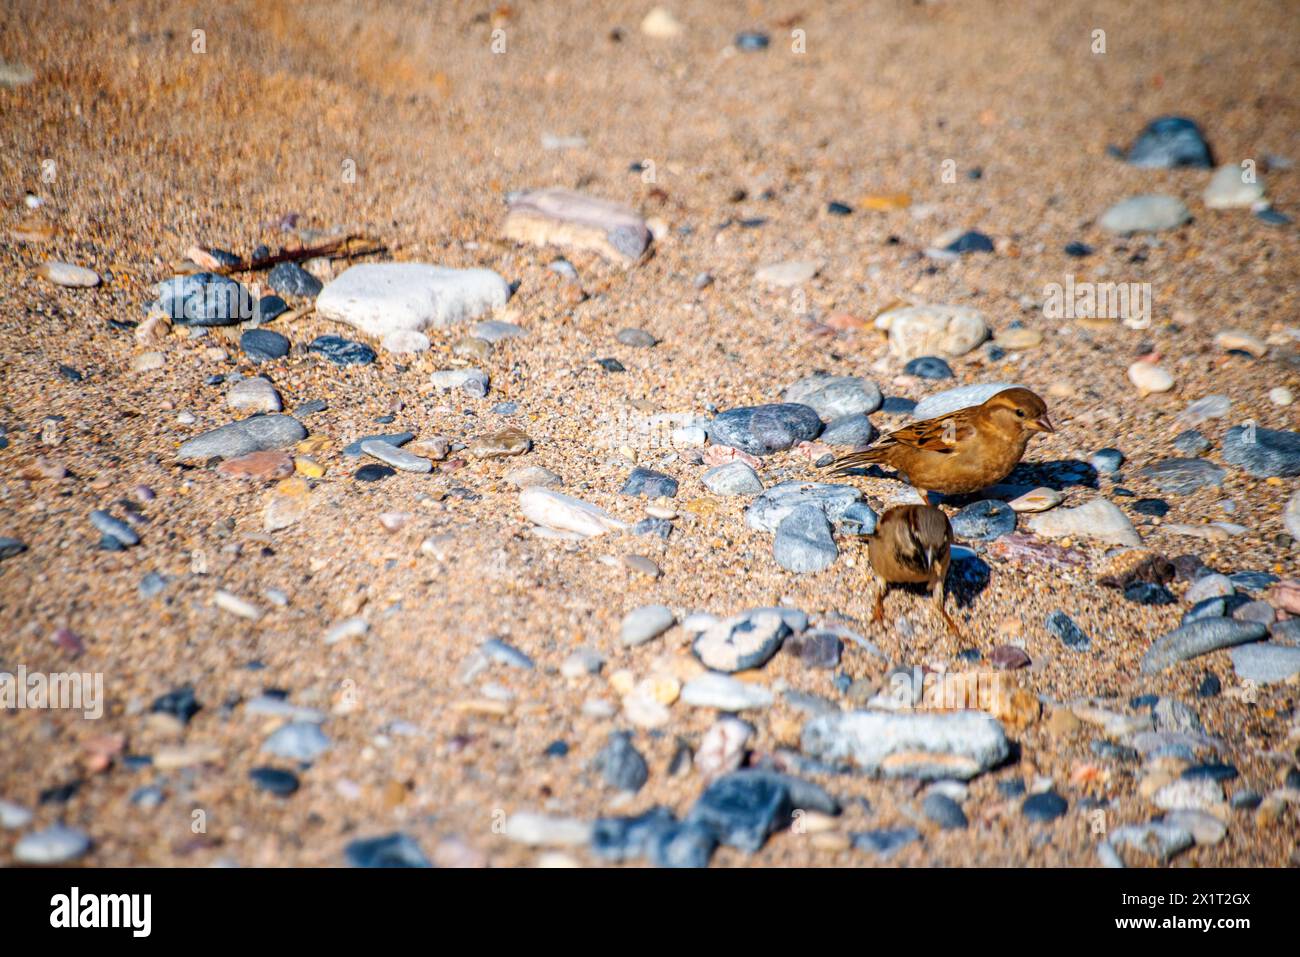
[{"left": 823, "top": 446, "right": 890, "bottom": 475}]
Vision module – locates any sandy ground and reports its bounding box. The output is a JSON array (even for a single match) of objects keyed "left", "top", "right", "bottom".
[{"left": 1, "top": 0, "right": 1298, "bottom": 867}]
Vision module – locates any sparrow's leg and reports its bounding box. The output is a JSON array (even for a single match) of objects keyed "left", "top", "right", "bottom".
[
  {"left": 931, "top": 576, "right": 961, "bottom": 637},
  {"left": 870, "top": 575, "right": 887, "bottom": 626}
]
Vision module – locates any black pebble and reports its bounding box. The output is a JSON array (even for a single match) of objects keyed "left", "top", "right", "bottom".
[
  {"left": 1064, "top": 241, "right": 1093, "bottom": 257},
  {"left": 595, "top": 357, "right": 625, "bottom": 372},
  {"left": 1197, "top": 673, "right": 1221, "bottom": 698},
  {"left": 151, "top": 684, "right": 201, "bottom": 724},
  {"left": 1022, "top": 791, "right": 1068, "bottom": 822},
  {"left": 827, "top": 201, "right": 853, "bottom": 216},
  {"left": 249, "top": 767, "right": 300, "bottom": 796},
  {"left": 355, "top": 464, "right": 395, "bottom": 482}
]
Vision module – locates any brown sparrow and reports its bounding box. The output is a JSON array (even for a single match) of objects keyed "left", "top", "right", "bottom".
[{"left": 866, "top": 504, "right": 959, "bottom": 635}]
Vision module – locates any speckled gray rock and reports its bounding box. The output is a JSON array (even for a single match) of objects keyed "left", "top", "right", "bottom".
[
  {"left": 620, "top": 604, "right": 675, "bottom": 646},
  {"left": 819, "top": 413, "right": 875, "bottom": 447},
  {"left": 1140, "top": 619, "right": 1267, "bottom": 674},
  {"left": 773, "top": 504, "right": 838, "bottom": 573},
  {"left": 1228, "top": 643, "right": 1300, "bottom": 684},
  {"left": 1185, "top": 574, "right": 1234, "bottom": 604},
  {"left": 594, "top": 731, "right": 648, "bottom": 792},
  {"left": 1221, "top": 426, "right": 1300, "bottom": 477},
  {"left": 156, "top": 273, "right": 254, "bottom": 325},
  {"left": 269, "top": 261, "right": 323, "bottom": 298},
  {"left": 1172, "top": 430, "right": 1211, "bottom": 456},
  {"left": 702, "top": 461, "right": 763, "bottom": 495},
  {"left": 1138, "top": 458, "right": 1226, "bottom": 494},
  {"left": 708, "top": 403, "right": 822, "bottom": 455},
  {"left": 620, "top": 467, "right": 678, "bottom": 498},
  {"left": 745, "top": 481, "right": 862, "bottom": 533},
  {"left": 693, "top": 609, "right": 791, "bottom": 672},
  {"left": 361, "top": 440, "right": 432, "bottom": 473},
  {"left": 782, "top": 374, "right": 882, "bottom": 419},
  {"left": 801, "top": 711, "right": 1010, "bottom": 780},
  {"left": 911, "top": 382, "right": 1021, "bottom": 420},
  {"left": 176, "top": 415, "right": 306, "bottom": 462},
  {"left": 950, "top": 500, "right": 1016, "bottom": 541},
  {"left": 1099, "top": 194, "right": 1191, "bottom": 234}
]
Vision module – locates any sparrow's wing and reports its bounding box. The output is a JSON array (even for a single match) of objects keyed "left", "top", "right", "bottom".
[{"left": 885, "top": 410, "right": 977, "bottom": 453}]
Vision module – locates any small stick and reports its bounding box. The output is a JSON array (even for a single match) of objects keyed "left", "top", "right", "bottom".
[{"left": 216, "top": 235, "right": 387, "bottom": 275}]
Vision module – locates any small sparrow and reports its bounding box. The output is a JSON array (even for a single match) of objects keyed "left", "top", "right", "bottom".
[
  {"left": 866, "top": 504, "right": 959, "bottom": 635},
  {"left": 826, "top": 387, "right": 1054, "bottom": 500}
]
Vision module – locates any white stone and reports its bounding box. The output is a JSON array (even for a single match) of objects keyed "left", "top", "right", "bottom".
[
  {"left": 380, "top": 330, "right": 431, "bottom": 354},
  {"left": 1270, "top": 386, "right": 1294, "bottom": 407},
  {"left": 1099, "top": 194, "right": 1191, "bottom": 233},
  {"left": 1203, "top": 164, "right": 1265, "bottom": 210},
  {"left": 1008, "top": 487, "right": 1063, "bottom": 513},
  {"left": 1127, "top": 362, "right": 1174, "bottom": 396},
  {"left": 1285, "top": 490, "right": 1300, "bottom": 541},
  {"left": 755, "top": 259, "right": 822, "bottom": 288},
  {"left": 316, "top": 263, "right": 511, "bottom": 337},
  {"left": 131, "top": 350, "right": 166, "bottom": 372},
  {"left": 681, "top": 673, "right": 774, "bottom": 711},
  {"left": 227, "top": 377, "right": 282, "bottom": 412},
  {"left": 0, "top": 799, "right": 33, "bottom": 829},
  {"left": 324, "top": 616, "right": 369, "bottom": 645},
  {"left": 641, "top": 6, "right": 684, "bottom": 37},
  {"left": 36, "top": 261, "right": 100, "bottom": 287},
  {"left": 1027, "top": 498, "right": 1141, "bottom": 547},
  {"left": 503, "top": 812, "right": 591, "bottom": 846},
  {"left": 13, "top": 825, "right": 91, "bottom": 863},
  {"left": 876, "top": 304, "right": 989, "bottom": 360},
  {"left": 213, "top": 589, "right": 262, "bottom": 620},
  {"left": 519, "top": 488, "right": 628, "bottom": 537}
]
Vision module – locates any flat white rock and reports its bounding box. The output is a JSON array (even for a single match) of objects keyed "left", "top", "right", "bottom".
[
  {"left": 876, "top": 304, "right": 989, "bottom": 360},
  {"left": 316, "top": 263, "right": 510, "bottom": 337},
  {"left": 1203, "top": 164, "right": 1265, "bottom": 209},
  {"left": 1027, "top": 498, "right": 1141, "bottom": 546},
  {"left": 755, "top": 259, "right": 822, "bottom": 288},
  {"left": 36, "top": 261, "right": 100, "bottom": 287},
  {"left": 519, "top": 488, "right": 628, "bottom": 537}
]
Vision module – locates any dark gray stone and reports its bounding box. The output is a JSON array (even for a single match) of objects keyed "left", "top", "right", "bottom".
[
  {"left": 1125, "top": 116, "right": 1213, "bottom": 169},
  {"left": 268, "top": 261, "right": 323, "bottom": 298},
  {"left": 708, "top": 403, "right": 823, "bottom": 455},
  {"left": 621, "top": 467, "right": 678, "bottom": 498},
  {"left": 344, "top": 833, "right": 431, "bottom": 868},
  {"left": 1138, "top": 458, "right": 1226, "bottom": 494},
  {"left": 950, "top": 500, "right": 1016, "bottom": 541},
  {"left": 1222, "top": 426, "right": 1300, "bottom": 477}
]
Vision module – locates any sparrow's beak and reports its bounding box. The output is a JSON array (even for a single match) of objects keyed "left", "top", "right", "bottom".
[{"left": 1027, "top": 415, "right": 1056, "bottom": 434}]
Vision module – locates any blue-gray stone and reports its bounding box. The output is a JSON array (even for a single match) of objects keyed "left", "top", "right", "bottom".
[
  {"left": 1182, "top": 597, "right": 1227, "bottom": 624},
  {"left": 595, "top": 732, "right": 648, "bottom": 792},
  {"left": 89, "top": 510, "right": 139, "bottom": 547},
  {"left": 1141, "top": 618, "right": 1268, "bottom": 674},
  {"left": 310, "top": 335, "right": 376, "bottom": 366},
  {"left": 1125, "top": 582, "right": 1175, "bottom": 605},
  {"left": 262, "top": 721, "right": 330, "bottom": 762},
  {"left": 1172, "top": 430, "right": 1210, "bottom": 456},
  {"left": 1229, "top": 571, "right": 1278, "bottom": 590},
  {"left": 851, "top": 827, "right": 921, "bottom": 858},
  {"left": 249, "top": 766, "right": 299, "bottom": 796},
  {"left": 590, "top": 806, "right": 676, "bottom": 862},
  {"left": 1125, "top": 116, "right": 1213, "bottom": 169},
  {"left": 268, "top": 261, "right": 323, "bottom": 298},
  {"left": 686, "top": 771, "right": 793, "bottom": 853},
  {"left": 1181, "top": 762, "right": 1237, "bottom": 782},
  {"left": 177, "top": 414, "right": 307, "bottom": 461},
  {"left": 735, "top": 31, "right": 770, "bottom": 50},
  {"left": 1046, "top": 611, "right": 1090, "bottom": 650},
  {"left": 138, "top": 571, "right": 168, "bottom": 599},
  {"left": 1229, "top": 643, "right": 1300, "bottom": 684},
  {"left": 632, "top": 517, "right": 672, "bottom": 539},
  {"left": 1222, "top": 426, "right": 1300, "bottom": 477},
  {"left": 345, "top": 833, "right": 431, "bottom": 868},
  {"left": 904, "top": 356, "right": 954, "bottom": 380},
  {"left": 343, "top": 432, "right": 414, "bottom": 457},
  {"left": 1090, "top": 448, "right": 1124, "bottom": 474},
  {"left": 783, "top": 374, "right": 883, "bottom": 419},
  {"left": 1022, "top": 791, "right": 1068, "bottom": 822},
  {"left": 156, "top": 273, "right": 255, "bottom": 325},
  {"left": 702, "top": 461, "right": 763, "bottom": 495},
  {"left": 1138, "top": 458, "right": 1226, "bottom": 494},
  {"left": 1271, "top": 618, "right": 1300, "bottom": 646},
  {"left": 621, "top": 467, "right": 678, "bottom": 498},
  {"left": 240, "top": 329, "right": 290, "bottom": 363},
  {"left": 649, "top": 821, "right": 717, "bottom": 868},
  {"left": 838, "top": 502, "right": 879, "bottom": 537},
  {"left": 709, "top": 403, "right": 822, "bottom": 455},
  {"left": 0, "top": 537, "right": 26, "bottom": 561},
  {"left": 820, "top": 413, "right": 875, "bottom": 447},
  {"left": 950, "top": 500, "right": 1016, "bottom": 541},
  {"left": 256, "top": 294, "right": 289, "bottom": 322},
  {"left": 745, "top": 481, "right": 862, "bottom": 532},
  {"left": 481, "top": 637, "right": 534, "bottom": 670},
  {"left": 944, "top": 231, "right": 994, "bottom": 254},
  {"left": 922, "top": 793, "right": 968, "bottom": 829},
  {"left": 773, "top": 504, "right": 838, "bottom": 573},
  {"left": 912, "top": 382, "right": 1021, "bottom": 420},
  {"left": 296, "top": 399, "right": 327, "bottom": 415}
]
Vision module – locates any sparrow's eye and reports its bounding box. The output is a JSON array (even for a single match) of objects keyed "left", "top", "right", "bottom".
[{"left": 1016, "top": 409, "right": 1026, "bottom": 417}]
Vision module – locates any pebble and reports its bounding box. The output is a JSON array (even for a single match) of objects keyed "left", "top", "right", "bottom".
[
  {"left": 686, "top": 771, "right": 806, "bottom": 853},
  {"left": 852, "top": 827, "right": 922, "bottom": 858},
  {"left": 1127, "top": 361, "right": 1175, "bottom": 396},
  {"left": 1153, "top": 777, "right": 1223, "bottom": 811},
  {"left": 505, "top": 188, "right": 650, "bottom": 264},
  {"left": 431, "top": 368, "right": 490, "bottom": 398},
  {"left": 343, "top": 432, "right": 413, "bottom": 457},
  {"left": 1172, "top": 429, "right": 1211, "bottom": 456},
  {"left": 0, "top": 538, "right": 27, "bottom": 561},
  {"left": 681, "top": 674, "right": 774, "bottom": 712},
  {"left": 1126, "top": 582, "right": 1175, "bottom": 605},
  {"left": 1222, "top": 425, "right": 1300, "bottom": 477},
  {"left": 876, "top": 304, "right": 989, "bottom": 360},
  {"left": 1008, "top": 487, "right": 1063, "bottom": 512},
  {"left": 1270, "top": 386, "right": 1294, "bottom": 406},
  {"left": 1138, "top": 458, "right": 1226, "bottom": 494},
  {"left": 950, "top": 500, "right": 1016, "bottom": 541},
  {"left": 1126, "top": 116, "right": 1213, "bottom": 168},
  {"left": 1027, "top": 498, "right": 1141, "bottom": 547},
  {"left": 994, "top": 326, "right": 1044, "bottom": 350},
  {"left": 1046, "top": 610, "right": 1090, "bottom": 650},
  {"left": 1228, "top": 643, "right": 1300, "bottom": 684},
  {"left": 503, "top": 812, "right": 592, "bottom": 847},
  {"left": 755, "top": 259, "right": 821, "bottom": 287},
  {"left": 13, "top": 825, "right": 92, "bottom": 863},
  {"left": 621, "top": 467, "right": 678, "bottom": 498},
  {"left": 309, "top": 334, "right": 376, "bottom": 366},
  {"left": 262, "top": 722, "right": 330, "bottom": 762},
  {"left": 782, "top": 373, "right": 883, "bottom": 418},
  {"left": 616, "top": 328, "right": 656, "bottom": 348},
  {"left": 249, "top": 766, "right": 300, "bottom": 796},
  {"left": 315, "top": 263, "right": 510, "bottom": 336},
  {"left": 904, "top": 356, "right": 954, "bottom": 380},
  {"left": 155, "top": 273, "right": 254, "bottom": 325},
  {"left": 344, "top": 833, "right": 431, "bottom": 868},
  {"left": 240, "top": 329, "right": 291, "bottom": 363},
  {"left": 131, "top": 351, "right": 165, "bottom": 372},
  {"left": 519, "top": 488, "right": 627, "bottom": 537},
  {"left": 944, "top": 230, "right": 995, "bottom": 254},
  {"left": 621, "top": 604, "right": 675, "bottom": 646},
  {"left": 640, "top": 6, "right": 683, "bottom": 38},
  {"left": 1022, "top": 791, "right": 1068, "bottom": 822},
  {"left": 1286, "top": 491, "right": 1300, "bottom": 540},
  {"left": 1203, "top": 163, "right": 1265, "bottom": 209},
  {"left": 36, "top": 261, "right": 100, "bottom": 287},
  {"left": 692, "top": 609, "right": 791, "bottom": 672},
  {"left": 801, "top": 711, "right": 1010, "bottom": 780},
  {"left": 1182, "top": 762, "right": 1237, "bottom": 782},
  {"left": 1163, "top": 809, "right": 1227, "bottom": 845},
  {"left": 323, "top": 616, "right": 369, "bottom": 644},
  {"left": 911, "top": 382, "right": 1021, "bottom": 419},
  {"left": 590, "top": 806, "right": 676, "bottom": 863},
  {"left": 819, "top": 414, "right": 874, "bottom": 447},
  {"left": 922, "top": 793, "right": 968, "bottom": 829},
  {"left": 381, "top": 330, "right": 431, "bottom": 354},
  {"left": 1108, "top": 823, "right": 1194, "bottom": 862},
  {"left": 89, "top": 509, "right": 139, "bottom": 546},
  {"left": 594, "top": 732, "right": 649, "bottom": 792},
  {"left": 505, "top": 464, "right": 562, "bottom": 489},
  {"left": 0, "top": 799, "right": 34, "bottom": 829},
  {"left": 773, "top": 504, "right": 838, "bottom": 573},
  {"left": 702, "top": 461, "right": 763, "bottom": 495},
  {"left": 745, "top": 481, "right": 862, "bottom": 533},
  {"left": 838, "top": 501, "right": 879, "bottom": 536},
  {"left": 266, "top": 261, "right": 322, "bottom": 298},
  {"left": 227, "top": 377, "right": 283, "bottom": 413},
  {"left": 1178, "top": 394, "right": 1231, "bottom": 424},
  {"left": 734, "top": 31, "right": 771, "bottom": 51},
  {"left": 1140, "top": 619, "right": 1268, "bottom": 674},
  {"left": 354, "top": 464, "right": 394, "bottom": 482},
  {"left": 256, "top": 294, "right": 289, "bottom": 322},
  {"left": 785, "top": 630, "right": 844, "bottom": 669},
  {"left": 1101, "top": 195, "right": 1191, "bottom": 233},
  {"left": 708, "top": 403, "right": 823, "bottom": 455},
  {"left": 1215, "top": 329, "right": 1268, "bottom": 358},
  {"left": 361, "top": 439, "right": 432, "bottom": 473},
  {"left": 1090, "top": 448, "right": 1124, "bottom": 474}
]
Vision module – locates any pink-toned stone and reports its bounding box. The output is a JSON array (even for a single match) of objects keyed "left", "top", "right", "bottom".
[{"left": 216, "top": 450, "right": 294, "bottom": 481}]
